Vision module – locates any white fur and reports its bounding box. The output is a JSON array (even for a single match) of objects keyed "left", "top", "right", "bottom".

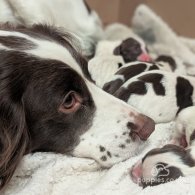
[
  {"left": 122, "top": 71, "right": 195, "bottom": 123},
  {"left": 0, "top": 0, "right": 104, "bottom": 55}
]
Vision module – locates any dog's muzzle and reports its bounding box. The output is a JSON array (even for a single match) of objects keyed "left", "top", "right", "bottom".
[{"left": 128, "top": 114, "right": 155, "bottom": 141}]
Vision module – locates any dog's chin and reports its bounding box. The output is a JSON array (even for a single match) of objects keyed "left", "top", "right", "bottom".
[{"left": 72, "top": 136, "right": 147, "bottom": 168}]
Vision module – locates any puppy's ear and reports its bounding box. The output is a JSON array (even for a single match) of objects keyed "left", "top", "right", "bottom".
[{"left": 0, "top": 100, "right": 29, "bottom": 190}]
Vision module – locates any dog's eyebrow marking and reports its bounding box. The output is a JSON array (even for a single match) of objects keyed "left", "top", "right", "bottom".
[
  {"left": 156, "top": 55, "right": 176, "bottom": 71},
  {"left": 10, "top": 24, "right": 92, "bottom": 81},
  {"left": 114, "top": 81, "right": 147, "bottom": 102},
  {"left": 0, "top": 36, "right": 37, "bottom": 50},
  {"left": 176, "top": 77, "right": 193, "bottom": 113},
  {"left": 139, "top": 73, "right": 165, "bottom": 96}
]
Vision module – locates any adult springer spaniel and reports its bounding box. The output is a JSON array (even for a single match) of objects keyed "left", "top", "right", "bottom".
[{"left": 0, "top": 24, "right": 155, "bottom": 190}]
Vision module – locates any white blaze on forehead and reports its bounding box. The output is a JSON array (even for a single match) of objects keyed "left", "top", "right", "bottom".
[{"left": 0, "top": 30, "right": 84, "bottom": 77}]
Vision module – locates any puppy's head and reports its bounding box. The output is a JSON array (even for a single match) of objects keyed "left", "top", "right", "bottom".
[
  {"left": 130, "top": 144, "right": 195, "bottom": 187},
  {"left": 0, "top": 24, "right": 155, "bottom": 189},
  {"left": 114, "top": 38, "right": 152, "bottom": 63}
]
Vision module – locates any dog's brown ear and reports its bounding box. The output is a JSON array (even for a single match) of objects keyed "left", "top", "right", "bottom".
[{"left": 0, "top": 100, "right": 29, "bottom": 191}]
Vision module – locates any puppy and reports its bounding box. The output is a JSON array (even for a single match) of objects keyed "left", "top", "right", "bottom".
[
  {"left": 100, "top": 56, "right": 184, "bottom": 95},
  {"left": 88, "top": 38, "right": 152, "bottom": 87},
  {"left": 131, "top": 106, "right": 195, "bottom": 187},
  {"left": 110, "top": 70, "right": 195, "bottom": 123}
]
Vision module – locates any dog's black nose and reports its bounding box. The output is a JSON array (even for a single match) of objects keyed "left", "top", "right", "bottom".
[{"left": 127, "top": 114, "right": 155, "bottom": 141}]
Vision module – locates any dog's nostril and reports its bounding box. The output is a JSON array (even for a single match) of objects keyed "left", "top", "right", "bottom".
[
  {"left": 127, "top": 115, "right": 155, "bottom": 141},
  {"left": 127, "top": 122, "right": 138, "bottom": 131}
]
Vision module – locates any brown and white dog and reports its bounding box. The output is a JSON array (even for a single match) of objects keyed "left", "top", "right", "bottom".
[{"left": 0, "top": 24, "right": 155, "bottom": 190}]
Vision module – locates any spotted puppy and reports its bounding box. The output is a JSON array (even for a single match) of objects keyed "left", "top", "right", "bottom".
[
  {"left": 88, "top": 37, "right": 151, "bottom": 88},
  {"left": 131, "top": 106, "right": 195, "bottom": 187},
  {"left": 103, "top": 55, "right": 185, "bottom": 95},
  {"left": 113, "top": 70, "right": 195, "bottom": 123}
]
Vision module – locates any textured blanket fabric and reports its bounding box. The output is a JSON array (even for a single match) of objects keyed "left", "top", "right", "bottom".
[
  {"left": 4, "top": 123, "right": 175, "bottom": 195},
  {"left": 2, "top": 4, "right": 195, "bottom": 195}
]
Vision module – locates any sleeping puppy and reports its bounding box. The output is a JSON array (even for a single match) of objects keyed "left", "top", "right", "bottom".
[
  {"left": 88, "top": 39, "right": 152, "bottom": 88},
  {"left": 102, "top": 56, "right": 185, "bottom": 94},
  {"left": 131, "top": 106, "right": 195, "bottom": 187},
  {"left": 103, "top": 61, "right": 159, "bottom": 94},
  {"left": 0, "top": 24, "right": 155, "bottom": 191},
  {"left": 104, "top": 23, "right": 151, "bottom": 62},
  {"left": 111, "top": 70, "right": 195, "bottom": 123},
  {"left": 88, "top": 24, "right": 152, "bottom": 87}
]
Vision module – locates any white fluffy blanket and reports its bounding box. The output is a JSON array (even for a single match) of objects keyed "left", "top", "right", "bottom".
[{"left": 2, "top": 4, "right": 195, "bottom": 195}]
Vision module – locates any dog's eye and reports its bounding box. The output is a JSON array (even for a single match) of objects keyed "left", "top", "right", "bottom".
[
  {"left": 63, "top": 91, "right": 76, "bottom": 109},
  {"left": 59, "top": 91, "right": 82, "bottom": 114}
]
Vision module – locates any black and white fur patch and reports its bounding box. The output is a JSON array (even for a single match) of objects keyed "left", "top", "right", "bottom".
[
  {"left": 131, "top": 106, "right": 195, "bottom": 187},
  {"left": 113, "top": 70, "right": 195, "bottom": 123}
]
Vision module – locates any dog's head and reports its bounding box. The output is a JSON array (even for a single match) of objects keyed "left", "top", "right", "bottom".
[
  {"left": 130, "top": 144, "right": 195, "bottom": 187},
  {"left": 0, "top": 24, "right": 155, "bottom": 189}
]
